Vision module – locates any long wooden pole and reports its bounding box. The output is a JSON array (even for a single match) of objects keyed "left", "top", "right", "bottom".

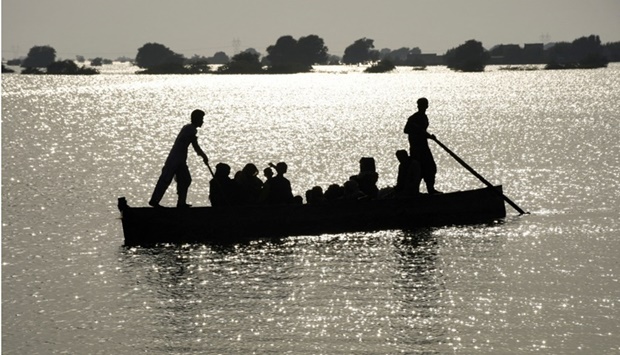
[{"left": 431, "top": 136, "right": 528, "bottom": 215}]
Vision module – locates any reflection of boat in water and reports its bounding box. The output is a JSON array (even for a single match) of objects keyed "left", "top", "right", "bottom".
[{"left": 117, "top": 186, "right": 506, "bottom": 246}]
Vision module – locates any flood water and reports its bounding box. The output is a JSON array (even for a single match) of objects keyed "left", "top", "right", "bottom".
[{"left": 2, "top": 63, "right": 619, "bottom": 354}]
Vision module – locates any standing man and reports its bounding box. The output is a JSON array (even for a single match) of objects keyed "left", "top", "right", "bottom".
[
  {"left": 404, "top": 97, "right": 442, "bottom": 194},
  {"left": 149, "top": 109, "right": 209, "bottom": 208}
]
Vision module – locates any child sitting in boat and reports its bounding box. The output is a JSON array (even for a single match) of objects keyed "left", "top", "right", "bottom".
[
  {"left": 234, "top": 163, "right": 264, "bottom": 205},
  {"left": 209, "top": 163, "right": 241, "bottom": 206},
  {"left": 263, "top": 162, "right": 302, "bottom": 205},
  {"left": 349, "top": 157, "right": 379, "bottom": 199}
]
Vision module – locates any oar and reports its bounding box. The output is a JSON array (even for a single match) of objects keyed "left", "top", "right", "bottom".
[
  {"left": 205, "top": 159, "right": 216, "bottom": 178},
  {"left": 430, "top": 136, "right": 528, "bottom": 215}
]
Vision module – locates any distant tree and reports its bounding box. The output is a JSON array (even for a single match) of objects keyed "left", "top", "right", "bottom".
[
  {"left": 381, "top": 47, "right": 404, "bottom": 62},
  {"left": 135, "top": 42, "right": 185, "bottom": 69},
  {"left": 544, "top": 35, "right": 608, "bottom": 69},
  {"left": 2, "top": 64, "right": 15, "bottom": 73},
  {"left": 76, "top": 55, "right": 85, "bottom": 63},
  {"left": 22, "top": 45, "right": 56, "bottom": 68},
  {"left": 266, "top": 35, "right": 303, "bottom": 71},
  {"left": 244, "top": 48, "right": 261, "bottom": 56},
  {"left": 46, "top": 60, "right": 99, "bottom": 74},
  {"left": 380, "top": 47, "right": 423, "bottom": 66},
  {"left": 187, "top": 59, "right": 210, "bottom": 73},
  {"left": 603, "top": 41, "right": 620, "bottom": 62},
  {"left": 297, "top": 34, "right": 329, "bottom": 65},
  {"left": 342, "top": 38, "right": 377, "bottom": 64},
  {"left": 545, "top": 42, "right": 572, "bottom": 63},
  {"left": 208, "top": 51, "right": 230, "bottom": 64},
  {"left": 572, "top": 35, "right": 608, "bottom": 68},
  {"left": 186, "top": 54, "right": 209, "bottom": 65},
  {"left": 217, "top": 51, "right": 263, "bottom": 74},
  {"left": 90, "top": 57, "right": 104, "bottom": 66},
  {"left": 364, "top": 59, "right": 396, "bottom": 73},
  {"left": 445, "top": 39, "right": 489, "bottom": 72},
  {"left": 379, "top": 48, "right": 392, "bottom": 59},
  {"left": 21, "top": 67, "right": 44, "bottom": 74},
  {"left": 327, "top": 54, "right": 341, "bottom": 64}
]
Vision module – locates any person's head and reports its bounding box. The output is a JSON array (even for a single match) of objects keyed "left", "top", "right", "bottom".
[
  {"left": 417, "top": 97, "right": 429, "bottom": 111},
  {"left": 396, "top": 149, "right": 408, "bottom": 163},
  {"left": 242, "top": 163, "right": 259, "bottom": 177},
  {"left": 214, "top": 163, "right": 231, "bottom": 177},
  {"left": 263, "top": 167, "right": 274, "bottom": 179},
  {"left": 191, "top": 109, "right": 205, "bottom": 127},
  {"left": 275, "top": 162, "right": 288, "bottom": 175},
  {"left": 344, "top": 179, "right": 360, "bottom": 192}
]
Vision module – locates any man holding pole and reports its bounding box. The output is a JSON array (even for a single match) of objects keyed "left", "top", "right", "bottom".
[
  {"left": 404, "top": 97, "right": 442, "bottom": 195},
  {"left": 149, "top": 109, "right": 209, "bottom": 208}
]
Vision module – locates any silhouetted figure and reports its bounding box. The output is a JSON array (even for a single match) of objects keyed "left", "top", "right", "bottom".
[
  {"left": 209, "top": 163, "right": 240, "bottom": 207},
  {"left": 395, "top": 149, "right": 422, "bottom": 196},
  {"left": 404, "top": 98, "right": 442, "bottom": 194},
  {"left": 264, "top": 162, "right": 295, "bottom": 204},
  {"left": 263, "top": 167, "right": 274, "bottom": 180},
  {"left": 258, "top": 167, "right": 274, "bottom": 204},
  {"left": 235, "top": 163, "right": 263, "bottom": 204},
  {"left": 306, "top": 186, "right": 327, "bottom": 204},
  {"left": 324, "top": 184, "right": 344, "bottom": 201},
  {"left": 149, "top": 109, "right": 209, "bottom": 208},
  {"left": 343, "top": 179, "right": 367, "bottom": 200},
  {"left": 350, "top": 157, "right": 379, "bottom": 199}
]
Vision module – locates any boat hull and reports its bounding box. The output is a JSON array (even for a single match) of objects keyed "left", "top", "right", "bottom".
[{"left": 118, "top": 186, "right": 506, "bottom": 246}]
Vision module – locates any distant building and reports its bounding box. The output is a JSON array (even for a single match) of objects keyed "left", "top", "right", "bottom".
[
  {"left": 489, "top": 43, "right": 545, "bottom": 64},
  {"left": 409, "top": 53, "right": 444, "bottom": 66}
]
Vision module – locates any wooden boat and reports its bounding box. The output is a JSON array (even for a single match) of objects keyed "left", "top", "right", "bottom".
[{"left": 117, "top": 186, "right": 506, "bottom": 246}]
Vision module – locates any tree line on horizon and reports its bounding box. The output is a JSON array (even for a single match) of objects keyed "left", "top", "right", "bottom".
[{"left": 3, "top": 34, "right": 619, "bottom": 74}]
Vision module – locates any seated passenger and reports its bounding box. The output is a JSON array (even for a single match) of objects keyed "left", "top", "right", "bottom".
[
  {"left": 209, "top": 163, "right": 241, "bottom": 206},
  {"left": 306, "top": 186, "right": 327, "bottom": 204},
  {"left": 264, "top": 162, "right": 295, "bottom": 204},
  {"left": 263, "top": 167, "right": 274, "bottom": 180},
  {"left": 350, "top": 157, "right": 379, "bottom": 199},
  {"left": 395, "top": 149, "right": 421, "bottom": 197},
  {"left": 235, "top": 163, "right": 263, "bottom": 204},
  {"left": 258, "top": 167, "right": 274, "bottom": 204},
  {"left": 343, "top": 179, "right": 368, "bottom": 200},
  {"left": 324, "top": 184, "right": 344, "bottom": 201}
]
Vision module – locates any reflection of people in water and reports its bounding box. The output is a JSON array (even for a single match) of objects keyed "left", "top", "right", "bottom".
[
  {"left": 404, "top": 98, "right": 442, "bottom": 194},
  {"left": 149, "top": 109, "right": 209, "bottom": 208},
  {"left": 395, "top": 149, "right": 421, "bottom": 196}
]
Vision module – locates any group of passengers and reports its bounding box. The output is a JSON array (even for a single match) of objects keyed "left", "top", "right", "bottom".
[
  {"left": 304, "top": 152, "right": 424, "bottom": 205},
  {"left": 207, "top": 152, "right": 424, "bottom": 207},
  {"left": 148, "top": 97, "right": 440, "bottom": 208},
  {"left": 209, "top": 161, "right": 303, "bottom": 207}
]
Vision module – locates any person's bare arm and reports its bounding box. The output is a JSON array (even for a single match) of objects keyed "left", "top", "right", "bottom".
[{"left": 191, "top": 138, "right": 209, "bottom": 164}]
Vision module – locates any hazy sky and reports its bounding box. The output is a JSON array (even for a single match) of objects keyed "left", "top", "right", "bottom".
[{"left": 2, "top": 0, "right": 620, "bottom": 60}]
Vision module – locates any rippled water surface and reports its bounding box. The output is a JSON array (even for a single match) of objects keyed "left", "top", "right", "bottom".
[{"left": 2, "top": 64, "right": 620, "bottom": 353}]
